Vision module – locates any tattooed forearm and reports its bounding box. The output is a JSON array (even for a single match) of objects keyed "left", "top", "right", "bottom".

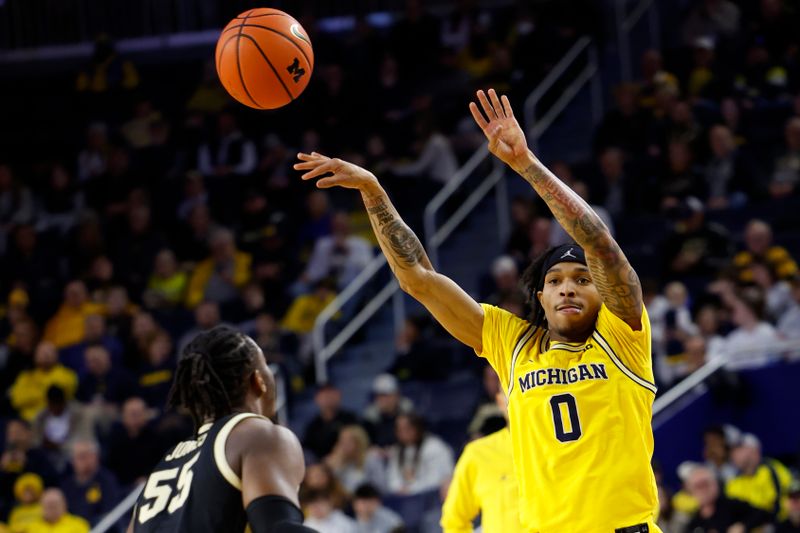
[
  {"left": 362, "top": 190, "right": 433, "bottom": 274},
  {"left": 520, "top": 160, "right": 642, "bottom": 325}
]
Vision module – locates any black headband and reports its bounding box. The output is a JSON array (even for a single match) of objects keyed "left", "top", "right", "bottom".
[{"left": 536, "top": 244, "right": 587, "bottom": 292}]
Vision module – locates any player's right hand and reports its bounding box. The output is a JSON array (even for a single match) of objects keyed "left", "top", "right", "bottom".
[{"left": 295, "top": 152, "right": 379, "bottom": 191}]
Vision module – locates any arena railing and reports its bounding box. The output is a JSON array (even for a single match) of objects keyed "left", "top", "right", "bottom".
[
  {"left": 615, "top": 0, "right": 661, "bottom": 82},
  {"left": 312, "top": 35, "right": 604, "bottom": 385}
]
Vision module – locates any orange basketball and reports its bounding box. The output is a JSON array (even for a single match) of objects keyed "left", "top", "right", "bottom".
[{"left": 215, "top": 8, "right": 314, "bottom": 110}]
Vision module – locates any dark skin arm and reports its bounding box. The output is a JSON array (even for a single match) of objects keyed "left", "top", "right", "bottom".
[
  {"left": 470, "top": 89, "right": 644, "bottom": 329},
  {"left": 225, "top": 417, "right": 305, "bottom": 509}
]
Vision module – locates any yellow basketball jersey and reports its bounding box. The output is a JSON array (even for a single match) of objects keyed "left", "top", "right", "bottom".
[
  {"left": 479, "top": 303, "right": 660, "bottom": 533},
  {"left": 441, "top": 428, "right": 521, "bottom": 533}
]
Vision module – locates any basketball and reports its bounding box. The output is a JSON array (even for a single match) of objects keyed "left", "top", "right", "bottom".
[{"left": 215, "top": 8, "right": 314, "bottom": 110}]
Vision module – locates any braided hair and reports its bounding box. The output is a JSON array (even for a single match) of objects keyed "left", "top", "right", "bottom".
[
  {"left": 167, "top": 326, "right": 260, "bottom": 430},
  {"left": 519, "top": 246, "right": 560, "bottom": 330}
]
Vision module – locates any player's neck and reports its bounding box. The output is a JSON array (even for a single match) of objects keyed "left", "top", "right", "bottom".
[{"left": 548, "top": 328, "right": 592, "bottom": 344}]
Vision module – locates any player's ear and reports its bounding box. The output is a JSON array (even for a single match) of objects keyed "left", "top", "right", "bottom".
[
  {"left": 536, "top": 290, "right": 544, "bottom": 305},
  {"left": 252, "top": 370, "right": 267, "bottom": 395}
]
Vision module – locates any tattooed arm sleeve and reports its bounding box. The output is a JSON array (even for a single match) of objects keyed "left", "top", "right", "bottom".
[
  {"left": 360, "top": 185, "right": 484, "bottom": 350},
  {"left": 517, "top": 155, "right": 643, "bottom": 329}
]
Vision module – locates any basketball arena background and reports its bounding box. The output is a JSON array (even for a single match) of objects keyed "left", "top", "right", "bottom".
[{"left": 0, "top": 0, "right": 799, "bottom": 531}]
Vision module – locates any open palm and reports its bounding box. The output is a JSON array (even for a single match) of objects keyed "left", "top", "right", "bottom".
[
  {"left": 469, "top": 89, "right": 530, "bottom": 170},
  {"left": 294, "top": 152, "right": 377, "bottom": 190}
]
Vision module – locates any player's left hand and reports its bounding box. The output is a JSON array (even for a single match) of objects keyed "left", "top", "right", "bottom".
[
  {"left": 470, "top": 89, "right": 532, "bottom": 172},
  {"left": 295, "top": 152, "right": 379, "bottom": 191}
]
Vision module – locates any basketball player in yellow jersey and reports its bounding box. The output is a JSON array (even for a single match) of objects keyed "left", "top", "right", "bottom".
[
  {"left": 441, "top": 391, "right": 521, "bottom": 532},
  {"left": 295, "top": 88, "right": 660, "bottom": 532}
]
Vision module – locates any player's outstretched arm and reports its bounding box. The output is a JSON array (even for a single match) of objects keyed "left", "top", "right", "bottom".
[
  {"left": 234, "top": 419, "right": 318, "bottom": 532},
  {"left": 470, "top": 89, "right": 643, "bottom": 329},
  {"left": 295, "top": 152, "right": 484, "bottom": 351}
]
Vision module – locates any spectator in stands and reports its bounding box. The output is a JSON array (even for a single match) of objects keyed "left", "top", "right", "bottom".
[
  {"left": 298, "top": 190, "right": 333, "bottom": 255},
  {"left": 672, "top": 335, "right": 709, "bottom": 382},
  {"left": 77, "top": 344, "right": 134, "bottom": 434},
  {"left": 727, "top": 432, "right": 792, "bottom": 518},
  {"left": 362, "top": 373, "right": 415, "bottom": 448},
  {"left": 112, "top": 202, "right": 168, "bottom": 297},
  {"left": 8, "top": 473, "right": 44, "bottom": 532},
  {"left": 661, "top": 197, "right": 733, "bottom": 280},
  {"left": 185, "top": 227, "right": 252, "bottom": 309},
  {"left": 197, "top": 110, "right": 257, "bottom": 179},
  {"left": 526, "top": 217, "right": 552, "bottom": 262},
  {"left": 301, "top": 212, "right": 373, "bottom": 292},
  {"left": 685, "top": 464, "right": 771, "bottom": 532},
  {"left": 703, "top": 425, "right": 739, "bottom": 483},
  {"left": 303, "top": 384, "right": 359, "bottom": 461},
  {"left": 711, "top": 282, "right": 780, "bottom": 366},
  {"left": 778, "top": 479, "right": 800, "bottom": 533},
  {"left": 60, "top": 314, "right": 123, "bottom": 374},
  {"left": 76, "top": 123, "right": 110, "bottom": 184},
  {"left": 595, "top": 147, "right": 635, "bottom": 219},
  {"left": 650, "top": 281, "right": 699, "bottom": 383},
  {"left": 594, "top": 83, "right": 648, "bottom": 153},
  {"left": 105, "top": 397, "right": 160, "bottom": 487},
  {"left": 3, "top": 226, "right": 59, "bottom": 316},
  {"left": 505, "top": 196, "right": 535, "bottom": 263},
  {"left": 751, "top": 261, "right": 795, "bottom": 320},
  {"left": 10, "top": 342, "right": 78, "bottom": 421},
  {"left": 484, "top": 256, "right": 524, "bottom": 306},
  {"left": 778, "top": 275, "right": 800, "bottom": 341},
  {"left": 0, "top": 420, "right": 58, "bottom": 511},
  {"left": 175, "top": 204, "right": 217, "bottom": 263},
  {"left": 682, "top": 0, "right": 740, "bottom": 45},
  {"left": 659, "top": 141, "right": 703, "bottom": 207},
  {"left": 695, "top": 304, "right": 727, "bottom": 358},
  {"left": 324, "top": 425, "right": 385, "bottom": 494},
  {"left": 0, "top": 318, "right": 38, "bottom": 415},
  {"left": 176, "top": 171, "right": 208, "bottom": 221},
  {"left": 0, "top": 164, "right": 34, "bottom": 254},
  {"left": 280, "top": 278, "right": 337, "bottom": 365},
  {"left": 301, "top": 463, "right": 349, "bottom": 511},
  {"left": 60, "top": 439, "right": 120, "bottom": 527},
  {"left": 135, "top": 331, "right": 175, "bottom": 410},
  {"left": 75, "top": 35, "right": 139, "bottom": 94},
  {"left": 31, "top": 386, "right": 92, "bottom": 471},
  {"left": 177, "top": 301, "right": 221, "bottom": 355},
  {"left": 353, "top": 483, "right": 403, "bottom": 533},
  {"left": 143, "top": 249, "right": 188, "bottom": 309},
  {"left": 302, "top": 489, "right": 358, "bottom": 533},
  {"left": 390, "top": 316, "right": 446, "bottom": 381},
  {"left": 27, "top": 488, "right": 89, "bottom": 533},
  {"left": 391, "top": 114, "right": 458, "bottom": 186},
  {"left": 734, "top": 219, "right": 798, "bottom": 284},
  {"left": 36, "top": 164, "right": 85, "bottom": 236},
  {"left": 771, "top": 117, "right": 800, "bottom": 198},
  {"left": 704, "top": 125, "right": 755, "bottom": 209},
  {"left": 42, "top": 281, "right": 104, "bottom": 350},
  {"left": 467, "top": 366, "right": 505, "bottom": 438},
  {"left": 386, "top": 413, "right": 453, "bottom": 495}
]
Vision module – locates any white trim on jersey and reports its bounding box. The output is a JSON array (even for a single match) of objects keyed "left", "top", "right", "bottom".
[
  {"left": 507, "top": 326, "right": 537, "bottom": 397},
  {"left": 213, "top": 413, "right": 263, "bottom": 490},
  {"left": 591, "top": 331, "right": 657, "bottom": 395}
]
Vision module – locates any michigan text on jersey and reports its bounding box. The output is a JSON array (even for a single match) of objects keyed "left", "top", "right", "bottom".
[{"left": 517, "top": 363, "right": 608, "bottom": 393}]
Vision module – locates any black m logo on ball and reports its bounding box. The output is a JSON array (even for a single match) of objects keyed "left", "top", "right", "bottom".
[{"left": 287, "top": 58, "right": 305, "bottom": 82}]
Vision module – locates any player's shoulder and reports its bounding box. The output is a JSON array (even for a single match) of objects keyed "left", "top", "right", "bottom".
[{"left": 228, "top": 415, "right": 302, "bottom": 455}]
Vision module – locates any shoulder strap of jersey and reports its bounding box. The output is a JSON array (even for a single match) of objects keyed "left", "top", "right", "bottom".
[
  {"left": 506, "top": 325, "right": 537, "bottom": 397},
  {"left": 214, "top": 413, "right": 266, "bottom": 490}
]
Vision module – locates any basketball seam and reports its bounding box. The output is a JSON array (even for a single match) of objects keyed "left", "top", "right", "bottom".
[
  {"left": 235, "top": 11, "right": 262, "bottom": 109},
  {"left": 239, "top": 33, "right": 294, "bottom": 104},
  {"left": 215, "top": 34, "right": 239, "bottom": 80},
  {"left": 223, "top": 23, "right": 313, "bottom": 71},
  {"left": 235, "top": 12, "right": 291, "bottom": 20}
]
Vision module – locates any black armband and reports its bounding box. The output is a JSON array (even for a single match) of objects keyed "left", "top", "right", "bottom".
[{"left": 245, "top": 495, "right": 318, "bottom": 533}]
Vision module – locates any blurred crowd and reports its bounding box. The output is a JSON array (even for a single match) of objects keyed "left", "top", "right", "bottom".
[{"left": 1, "top": 0, "right": 800, "bottom": 532}]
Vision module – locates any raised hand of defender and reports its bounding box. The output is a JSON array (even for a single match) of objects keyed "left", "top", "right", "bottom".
[
  {"left": 469, "top": 89, "right": 531, "bottom": 170},
  {"left": 294, "top": 152, "right": 378, "bottom": 190}
]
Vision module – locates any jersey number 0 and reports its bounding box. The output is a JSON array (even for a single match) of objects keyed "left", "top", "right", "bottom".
[
  {"left": 138, "top": 453, "right": 201, "bottom": 523},
  {"left": 549, "top": 394, "right": 582, "bottom": 442}
]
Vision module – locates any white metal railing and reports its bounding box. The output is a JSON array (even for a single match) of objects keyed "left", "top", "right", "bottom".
[
  {"left": 523, "top": 37, "right": 603, "bottom": 152},
  {"left": 616, "top": 0, "right": 661, "bottom": 81}
]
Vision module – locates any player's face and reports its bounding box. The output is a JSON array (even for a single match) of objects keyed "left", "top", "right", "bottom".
[{"left": 537, "top": 262, "right": 602, "bottom": 341}]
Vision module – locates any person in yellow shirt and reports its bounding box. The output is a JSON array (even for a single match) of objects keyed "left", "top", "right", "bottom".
[
  {"left": 185, "top": 228, "right": 252, "bottom": 308},
  {"left": 296, "top": 88, "right": 660, "bottom": 532},
  {"left": 43, "top": 281, "right": 105, "bottom": 349},
  {"left": 441, "top": 390, "right": 521, "bottom": 533},
  {"left": 9, "top": 342, "right": 78, "bottom": 421},
  {"left": 726, "top": 433, "right": 792, "bottom": 518},
  {"left": 734, "top": 219, "right": 799, "bottom": 283},
  {"left": 8, "top": 473, "right": 44, "bottom": 533},
  {"left": 26, "top": 489, "right": 88, "bottom": 533}
]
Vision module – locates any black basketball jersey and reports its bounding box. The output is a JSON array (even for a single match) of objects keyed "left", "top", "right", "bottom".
[{"left": 132, "top": 413, "right": 262, "bottom": 533}]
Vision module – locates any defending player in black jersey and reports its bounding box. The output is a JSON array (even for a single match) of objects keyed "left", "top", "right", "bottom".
[{"left": 129, "top": 326, "right": 317, "bottom": 533}]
